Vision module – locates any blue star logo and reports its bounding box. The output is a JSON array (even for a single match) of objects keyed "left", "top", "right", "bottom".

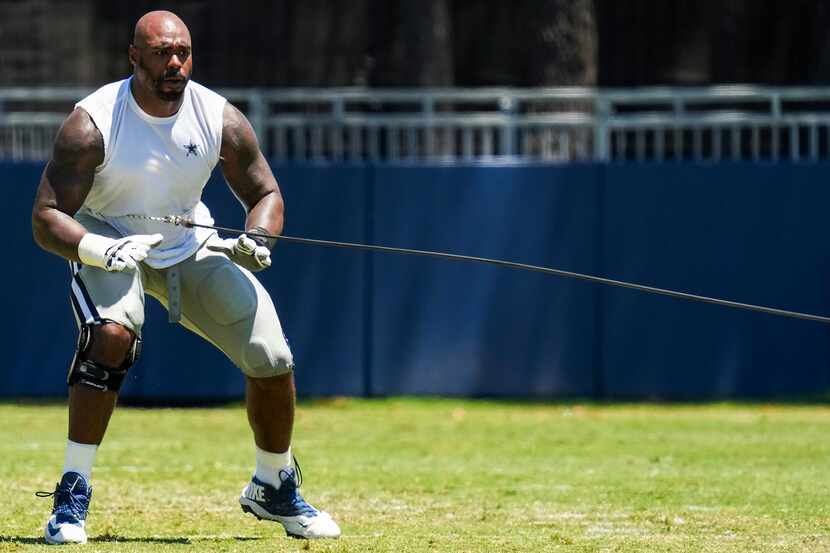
[{"left": 184, "top": 141, "right": 199, "bottom": 157}]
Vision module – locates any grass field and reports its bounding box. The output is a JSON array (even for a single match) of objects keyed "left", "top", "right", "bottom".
[{"left": 3, "top": 398, "right": 830, "bottom": 552}]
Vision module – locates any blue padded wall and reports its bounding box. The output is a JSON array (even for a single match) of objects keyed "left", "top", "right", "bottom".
[
  {"left": 368, "top": 164, "right": 600, "bottom": 397},
  {"left": 600, "top": 163, "right": 830, "bottom": 398},
  {"left": 6, "top": 161, "right": 830, "bottom": 399}
]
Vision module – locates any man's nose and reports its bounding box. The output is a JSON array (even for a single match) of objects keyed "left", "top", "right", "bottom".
[{"left": 168, "top": 55, "right": 183, "bottom": 70}]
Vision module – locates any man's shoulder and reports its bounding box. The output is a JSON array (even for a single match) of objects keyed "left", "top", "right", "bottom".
[
  {"left": 52, "top": 108, "right": 104, "bottom": 165},
  {"left": 187, "top": 81, "right": 228, "bottom": 140},
  {"left": 188, "top": 80, "right": 227, "bottom": 105},
  {"left": 73, "top": 79, "right": 129, "bottom": 155},
  {"left": 77, "top": 79, "right": 129, "bottom": 108}
]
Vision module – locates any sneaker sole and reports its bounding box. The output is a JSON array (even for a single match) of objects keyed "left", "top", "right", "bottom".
[
  {"left": 44, "top": 533, "right": 87, "bottom": 545},
  {"left": 44, "top": 519, "right": 87, "bottom": 545}
]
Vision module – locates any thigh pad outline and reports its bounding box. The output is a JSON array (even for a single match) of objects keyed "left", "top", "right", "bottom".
[{"left": 198, "top": 264, "right": 257, "bottom": 326}]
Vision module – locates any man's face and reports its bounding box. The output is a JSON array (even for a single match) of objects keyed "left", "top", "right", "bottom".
[{"left": 130, "top": 30, "right": 193, "bottom": 102}]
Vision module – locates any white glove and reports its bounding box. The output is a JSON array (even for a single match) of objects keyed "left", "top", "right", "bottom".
[
  {"left": 207, "top": 234, "right": 272, "bottom": 272},
  {"left": 78, "top": 233, "right": 164, "bottom": 272}
]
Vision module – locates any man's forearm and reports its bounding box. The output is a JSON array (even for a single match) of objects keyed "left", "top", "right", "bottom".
[
  {"left": 32, "top": 207, "right": 87, "bottom": 262},
  {"left": 244, "top": 191, "right": 284, "bottom": 248}
]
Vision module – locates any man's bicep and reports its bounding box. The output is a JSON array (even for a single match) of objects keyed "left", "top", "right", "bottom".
[
  {"left": 35, "top": 108, "right": 103, "bottom": 215},
  {"left": 220, "top": 103, "right": 279, "bottom": 209},
  {"left": 31, "top": 109, "right": 103, "bottom": 259},
  {"left": 38, "top": 158, "right": 94, "bottom": 216}
]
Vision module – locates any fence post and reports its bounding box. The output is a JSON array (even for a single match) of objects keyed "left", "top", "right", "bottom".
[
  {"left": 499, "top": 94, "right": 516, "bottom": 157},
  {"left": 248, "top": 90, "right": 266, "bottom": 154},
  {"left": 594, "top": 93, "right": 610, "bottom": 162},
  {"left": 424, "top": 95, "right": 435, "bottom": 160}
]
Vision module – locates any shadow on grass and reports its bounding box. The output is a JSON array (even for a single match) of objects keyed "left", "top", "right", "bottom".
[
  {"left": 0, "top": 536, "right": 42, "bottom": 544},
  {"left": 93, "top": 535, "right": 262, "bottom": 544},
  {"left": 0, "top": 535, "right": 261, "bottom": 545}
]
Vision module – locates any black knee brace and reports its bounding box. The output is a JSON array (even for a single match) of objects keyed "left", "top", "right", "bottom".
[{"left": 66, "top": 322, "right": 141, "bottom": 392}]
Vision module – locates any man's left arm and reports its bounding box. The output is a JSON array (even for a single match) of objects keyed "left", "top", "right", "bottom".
[{"left": 218, "top": 102, "right": 284, "bottom": 270}]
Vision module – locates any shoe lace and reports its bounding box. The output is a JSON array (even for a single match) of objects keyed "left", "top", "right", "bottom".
[
  {"left": 278, "top": 456, "right": 316, "bottom": 517},
  {"left": 35, "top": 480, "right": 88, "bottom": 519},
  {"left": 292, "top": 455, "right": 303, "bottom": 487}
]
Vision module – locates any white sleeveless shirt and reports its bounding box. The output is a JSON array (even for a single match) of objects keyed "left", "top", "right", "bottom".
[{"left": 75, "top": 77, "right": 226, "bottom": 268}]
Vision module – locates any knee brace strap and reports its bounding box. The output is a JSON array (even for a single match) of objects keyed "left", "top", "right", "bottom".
[
  {"left": 66, "top": 322, "right": 142, "bottom": 393},
  {"left": 68, "top": 359, "right": 128, "bottom": 392}
]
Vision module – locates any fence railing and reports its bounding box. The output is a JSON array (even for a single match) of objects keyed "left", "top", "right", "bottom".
[{"left": 4, "top": 85, "right": 830, "bottom": 162}]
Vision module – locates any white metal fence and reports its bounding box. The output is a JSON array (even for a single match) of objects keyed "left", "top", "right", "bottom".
[{"left": 4, "top": 85, "right": 830, "bottom": 162}]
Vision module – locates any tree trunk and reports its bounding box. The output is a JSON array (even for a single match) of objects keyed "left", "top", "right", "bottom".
[
  {"left": 526, "top": 0, "right": 597, "bottom": 86},
  {"left": 368, "top": 0, "right": 453, "bottom": 86},
  {"left": 289, "top": 0, "right": 370, "bottom": 86}
]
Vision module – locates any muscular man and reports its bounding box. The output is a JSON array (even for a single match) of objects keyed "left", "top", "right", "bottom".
[{"left": 31, "top": 10, "right": 340, "bottom": 544}]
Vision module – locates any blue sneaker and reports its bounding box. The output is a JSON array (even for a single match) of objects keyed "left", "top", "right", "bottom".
[
  {"left": 38, "top": 472, "right": 92, "bottom": 545},
  {"left": 239, "top": 468, "right": 340, "bottom": 539}
]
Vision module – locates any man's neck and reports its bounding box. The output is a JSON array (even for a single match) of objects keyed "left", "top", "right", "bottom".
[{"left": 129, "top": 78, "right": 183, "bottom": 118}]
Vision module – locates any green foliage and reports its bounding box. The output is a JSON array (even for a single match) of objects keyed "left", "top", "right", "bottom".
[{"left": 2, "top": 399, "right": 830, "bottom": 552}]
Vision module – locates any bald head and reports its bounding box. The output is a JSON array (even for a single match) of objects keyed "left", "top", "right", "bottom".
[
  {"left": 129, "top": 10, "right": 193, "bottom": 107},
  {"left": 133, "top": 10, "right": 191, "bottom": 47}
]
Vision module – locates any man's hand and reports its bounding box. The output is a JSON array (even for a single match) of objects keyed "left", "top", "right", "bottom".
[
  {"left": 207, "top": 234, "right": 272, "bottom": 272},
  {"left": 77, "top": 233, "right": 163, "bottom": 272}
]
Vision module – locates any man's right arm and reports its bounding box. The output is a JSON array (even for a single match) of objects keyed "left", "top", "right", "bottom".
[{"left": 31, "top": 108, "right": 103, "bottom": 261}]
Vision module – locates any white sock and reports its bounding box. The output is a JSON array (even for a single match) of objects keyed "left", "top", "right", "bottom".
[
  {"left": 254, "top": 445, "right": 291, "bottom": 488},
  {"left": 62, "top": 440, "right": 98, "bottom": 482}
]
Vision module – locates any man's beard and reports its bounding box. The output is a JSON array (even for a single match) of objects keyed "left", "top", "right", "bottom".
[
  {"left": 154, "top": 82, "right": 186, "bottom": 102},
  {"left": 137, "top": 58, "right": 188, "bottom": 101}
]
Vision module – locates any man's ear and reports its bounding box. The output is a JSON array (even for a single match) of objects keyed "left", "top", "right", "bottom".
[{"left": 128, "top": 45, "right": 138, "bottom": 67}]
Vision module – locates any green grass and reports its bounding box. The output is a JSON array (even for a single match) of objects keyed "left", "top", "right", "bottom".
[{"left": 3, "top": 398, "right": 830, "bottom": 552}]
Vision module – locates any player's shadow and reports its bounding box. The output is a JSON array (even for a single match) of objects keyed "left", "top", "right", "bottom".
[
  {"left": 0, "top": 537, "right": 42, "bottom": 544},
  {"left": 0, "top": 535, "right": 261, "bottom": 545},
  {"left": 93, "top": 535, "right": 262, "bottom": 544}
]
